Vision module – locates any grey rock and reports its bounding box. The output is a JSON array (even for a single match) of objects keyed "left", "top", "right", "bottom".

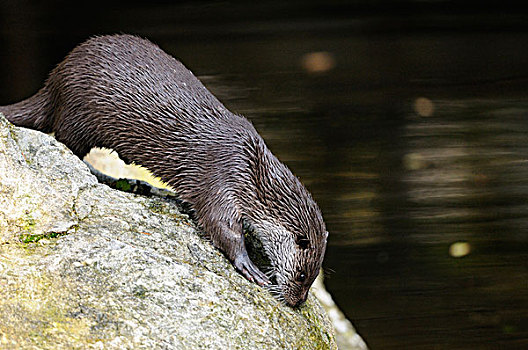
[
  {"left": 313, "top": 277, "right": 369, "bottom": 350},
  {"left": 0, "top": 113, "right": 338, "bottom": 350}
]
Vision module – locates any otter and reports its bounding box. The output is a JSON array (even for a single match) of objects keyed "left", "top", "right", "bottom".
[{"left": 0, "top": 34, "right": 328, "bottom": 307}]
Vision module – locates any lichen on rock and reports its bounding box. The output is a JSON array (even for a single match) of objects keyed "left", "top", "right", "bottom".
[{"left": 0, "top": 113, "right": 339, "bottom": 349}]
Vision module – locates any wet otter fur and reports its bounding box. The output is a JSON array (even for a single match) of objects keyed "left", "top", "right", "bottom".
[{"left": 0, "top": 34, "right": 328, "bottom": 306}]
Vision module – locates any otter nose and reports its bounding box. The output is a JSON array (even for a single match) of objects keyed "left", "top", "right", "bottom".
[{"left": 294, "top": 290, "right": 309, "bottom": 307}]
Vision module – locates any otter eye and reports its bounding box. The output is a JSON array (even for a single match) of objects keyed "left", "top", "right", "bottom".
[
  {"left": 298, "top": 272, "right": 306, "bottom": 282},
  {"left": 295, "top": 235, "right": 310, "bottom": 250}
]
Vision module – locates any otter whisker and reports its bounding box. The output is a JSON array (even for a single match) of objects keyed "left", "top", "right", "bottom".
[{"left": 264, "top": 269, "right": 276, "bottom": 279}]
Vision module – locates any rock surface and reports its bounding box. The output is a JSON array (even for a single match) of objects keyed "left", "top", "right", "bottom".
[
  {"left": 0, "top": 113, "right": 339, "bottom": 349},
  {"left": 313, "top": 277, "right": 368, "bottom": 350}
]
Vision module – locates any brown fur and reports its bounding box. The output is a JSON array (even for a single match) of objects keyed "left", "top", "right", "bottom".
[{"left": 0, "top": 34, "right": 328, "bottom": 306}]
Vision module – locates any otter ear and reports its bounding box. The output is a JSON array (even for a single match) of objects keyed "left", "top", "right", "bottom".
[{"left": 295, "top": 234, "right": 310, "bottom": 250}]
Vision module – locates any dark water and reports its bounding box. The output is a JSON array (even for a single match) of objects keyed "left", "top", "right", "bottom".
[{"left": 2, "top": 2, "right": 528, "bottom": 349}]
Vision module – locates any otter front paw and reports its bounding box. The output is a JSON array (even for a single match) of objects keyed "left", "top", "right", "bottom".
[{"left": 234, "top": 251, "right": 270, "bottom": 286}]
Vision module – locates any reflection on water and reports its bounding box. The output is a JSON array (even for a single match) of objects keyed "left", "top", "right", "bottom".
[
  {"left": 217, "top": 63, "right": 528, "bottom": 348},
  {"left": 1, "top": 2, "right": 528, "bottom": 348},
  {"left": 309, "top": 99, "right": 528, "bottom": 349}
]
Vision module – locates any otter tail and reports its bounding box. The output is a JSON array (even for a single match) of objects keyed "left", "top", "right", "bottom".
[{"left": 0, "top": 87, "right": 54, "bottom": 132}]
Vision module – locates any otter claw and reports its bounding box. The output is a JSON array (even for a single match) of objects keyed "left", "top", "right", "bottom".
[{"left": 234, "top": 252, "right": 270, "bottom": 286}]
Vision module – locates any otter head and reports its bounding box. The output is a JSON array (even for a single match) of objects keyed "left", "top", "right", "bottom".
[
  {"left": 252, "top": 217, "right": 328, "bottom": 307},
  {"left": 247, "top": 138, "right": 329, "bottom": 306}
]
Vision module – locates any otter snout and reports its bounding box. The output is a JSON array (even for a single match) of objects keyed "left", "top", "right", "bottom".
[
  {"left": 283, "top": 287, "right": 310, "bottom": 307},
  {"left": 293, "top": 290, "right": 310, "bottom": 307}
]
